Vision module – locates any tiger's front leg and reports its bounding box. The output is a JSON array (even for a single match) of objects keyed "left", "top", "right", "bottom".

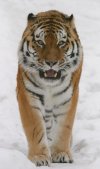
[
  {"left": 51, "top": 88, "right": 79, "bottom": 163},
  {"left": 17, "top": 69, "right": 51, "bottom": 166}
]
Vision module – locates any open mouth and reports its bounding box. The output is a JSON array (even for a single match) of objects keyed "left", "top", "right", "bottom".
[{"left": 39, "top": 69, "right": 61, "bottom": 80}]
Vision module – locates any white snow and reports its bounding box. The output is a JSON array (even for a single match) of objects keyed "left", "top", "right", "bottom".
[{"left": 0, "top": 0, "right": 100, "bottom": 168}]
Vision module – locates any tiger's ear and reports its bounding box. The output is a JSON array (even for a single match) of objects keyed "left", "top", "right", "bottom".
[
  {"left": 68, "top": 14, "right": 74, "bottom": 21},
  {"left": 67, "top": 14, "right": 75, "bottom": 28},
  {"left": 27, "top": 13, "right": 36, "bottom": 21},
  {"left": 65, "top": 14, "right": 75, "bottom": 29}
]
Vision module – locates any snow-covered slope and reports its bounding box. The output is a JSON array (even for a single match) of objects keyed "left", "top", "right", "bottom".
[{"left": 0, "top": 0, "right": 100, "bottom": 168}]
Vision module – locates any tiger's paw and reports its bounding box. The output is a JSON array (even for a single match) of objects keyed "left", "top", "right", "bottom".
[
  {"left": 31, "top": 155, "right": 51, "bottom": 166},
  {"left": 52, "top": 152, "right": 73, "bottom": 163}
]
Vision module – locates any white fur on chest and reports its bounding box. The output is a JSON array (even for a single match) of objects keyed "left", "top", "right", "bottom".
[
  {"left": 24, "top": 73, "right": 72, "bottom": 114},
  {"left": 44, "top": 88, "right": 53, "bottom": 110},
  {"left": 43, "top": 74, "right": 73, "bottom": 143},
  {"left": 44, "top": 74, "right": 72, "bottom": 111}
]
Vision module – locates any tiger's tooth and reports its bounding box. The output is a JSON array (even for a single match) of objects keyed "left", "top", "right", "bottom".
[
  {"left": 54, "top": 73, "right": 57, "bottom": 77},
  {"left": 44, "top": 72, "right": 47, "bottom": 77}
]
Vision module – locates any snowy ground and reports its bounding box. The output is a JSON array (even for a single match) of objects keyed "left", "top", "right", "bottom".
[{"left": 0, "top": 0, "right": 100, "bottom": 169}]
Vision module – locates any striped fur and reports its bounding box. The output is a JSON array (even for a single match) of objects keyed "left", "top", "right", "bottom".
[{"left": 17, "top": 10, "right": 83, "bottom": 166}]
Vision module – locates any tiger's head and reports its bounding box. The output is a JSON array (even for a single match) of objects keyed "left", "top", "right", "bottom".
[{"left": 18, "top": 10, "right": 82, "bottom": 82}]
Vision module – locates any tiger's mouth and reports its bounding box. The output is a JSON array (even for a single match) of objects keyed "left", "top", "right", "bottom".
[{"left": 39, "top": 69, "right": 61, "bottom": 80}]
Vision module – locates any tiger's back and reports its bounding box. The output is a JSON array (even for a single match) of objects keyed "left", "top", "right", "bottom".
[{"left": 17, "top": 10, "right": 83, "bottom": 166}]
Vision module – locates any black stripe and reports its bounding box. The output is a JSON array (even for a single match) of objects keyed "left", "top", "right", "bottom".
[
  {"left": 32, "top": 106, "right": 41, "bottom": 111},
  {"left": 71, "top": 41, "right": 74, "bottom": 51},
  {"left": 38, "top": 133, "right": 44, "bottom": 144},
  {"left": 27, "top": 41, "right": 34, "bottom": 54},
  {"left": 27, "top": 41, "right": 29, "bottom": 51},
  {"left": 40, "top": 24, "right": 63, "bottom": 30},
  {"left": 23, "top": 56, "right": 27, "bottom": 64},
  {"left": 26, "top": 88, "right": 44, "bottom": 105},
  {"left": 73, "top": 58, "right": 78, "bottom": 66},
  {"left": 61, "top": 75, "right": 66, "bottom": 82},
  {"left": 45, "top": 109, "right": 52, "bottom": 113},
  {"left": 75, "top": 40, "right": 79, "bottom": 56},
  {"left": 70, "top": 41, "right": 79, "bottom": 58},
  {"left": 31, "top": 33, "right": 35, "bottom": 41},
  {"left": 33, "top": 126, "right": 37, "bottom": 138},
  {"left": 53, "top": 113, "right": 66, "bottom": 118},
  {"left": 47, "top": 137, "right": 52, "bottom": 141},
  {"left": 54, "top": 80, "right": 71, "bottom": 97},
  {"left": 44, "top": 119, "right": 49, "bottom": 123},
  {"left": 60, "top": 97, "right": 72, "bottom": 106},
  {"left": 46, "top": 126, "right": 51, "bottom": 130},
  {"left": 70, "top": 53, "right": 75, "bottom": 58},
  {"left": 25, "top": 73, "right": 41, "bottom": 88},
  {"left": 44, "top": 115, "right": 51, "bottom": 119},
  {"left": 35, "top": 22, "right": 45, "bottom": 28},
  {"left": 54, "top": 97, "right": 72, "bottom": 109}
]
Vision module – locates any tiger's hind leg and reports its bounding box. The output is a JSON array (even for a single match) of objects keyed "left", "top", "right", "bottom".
[{"left": 51, "top": 88, "right": 78, "bottom": 163}]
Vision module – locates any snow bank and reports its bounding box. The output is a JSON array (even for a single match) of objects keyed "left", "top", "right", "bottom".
[{"left": 0, "top": 148, "right": 35, "bottom": 169}]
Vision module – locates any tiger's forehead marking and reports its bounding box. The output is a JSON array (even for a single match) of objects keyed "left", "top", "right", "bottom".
[
  {"left": 34, "top": 27, "right": 45, "bottom": 43},
  {"left": 56, "top": 29, "right": 67, "bottom": 43},
  {"left": 34, "top": 26, "right": 67, "bottom": 44}
]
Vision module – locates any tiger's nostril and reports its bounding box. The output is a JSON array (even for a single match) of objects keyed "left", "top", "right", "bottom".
[{"left": 45, "top": 61, "right": 57, "bottom": 67}]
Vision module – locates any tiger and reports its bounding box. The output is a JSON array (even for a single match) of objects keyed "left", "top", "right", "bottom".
[{"left": 16, "top": 10, "right": 83, "bottom": 166}]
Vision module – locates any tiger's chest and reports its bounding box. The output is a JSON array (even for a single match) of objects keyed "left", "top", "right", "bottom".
[
  {"left": 44, "top": 82, "right": 73, "bottom": 116},
  {"left": 24, "top": 73, "right": 73, "bottom": 140},
  {"left": 43, "top": 76, "right": 73, "bottom": 141},
  {"left": 25, "top": 73, "right": 73, "bottom": 115}
]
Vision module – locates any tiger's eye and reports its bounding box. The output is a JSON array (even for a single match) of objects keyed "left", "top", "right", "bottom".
[
  {"left": 58, "top": 41, "right": 65, "bottom": 46},
  {"left": 37, "top": 40, "right": 44, "bottom": 46},
  {"left": 36, "top": 34, "right": 39, "bottom": 38}
]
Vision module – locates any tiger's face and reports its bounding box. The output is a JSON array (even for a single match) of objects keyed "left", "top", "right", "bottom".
[{"left": 18, "top": 10, "right": 82, "bottom": 82}]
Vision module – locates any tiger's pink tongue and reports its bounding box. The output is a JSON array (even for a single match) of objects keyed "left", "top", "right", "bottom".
[{"left": 45, "top": 69, "right": 57, "bottom": 77}]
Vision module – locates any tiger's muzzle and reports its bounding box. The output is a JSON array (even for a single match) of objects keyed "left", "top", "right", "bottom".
[{"left": 39, "top": 69, "right": 61, "bottom": 80}]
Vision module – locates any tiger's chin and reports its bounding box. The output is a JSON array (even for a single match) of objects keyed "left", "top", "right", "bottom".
[{"left": 39, "top": 69, "right": 61, "bottom": 80}]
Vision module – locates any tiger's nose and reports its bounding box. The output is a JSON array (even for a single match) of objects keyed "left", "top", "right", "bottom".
[{"left": 45, "top": 61, "right": 58, "bottom": 67}]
